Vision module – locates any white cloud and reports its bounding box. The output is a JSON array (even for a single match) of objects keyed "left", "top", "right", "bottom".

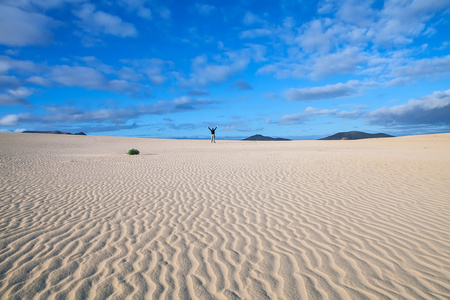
[
  {"left": 335, "top": 0, "right": 375, "bottom": 27},
  {"left": 257, "top": 62, "right": 309, "bottom": 79},
  {"left": 141, "top": 60, "right": 169, "bottom": 85},
  {"left": 191, "top": 59, "right": 241, "bottom": 85},
  {"left": 0, "top": 113, "right": 29, "bottom": 126},
  {"left": 73, "top": 4, "right": 137, "bottom": 37},
  {"left": 317, "top": 0, "right": 334, "bottom": 14},
  {"left": 243, "top": 12, "right": 264, "bottom": 25},
  {"left": 0, "top": 87, "right": 32, "bottom": 106},
  {"left": 278, "top": 104, "right": 366, "bottom": 125},
  {"left": 367, "top": 89, "right": 450, "bottom": 126},
  {"left": 255, "top": 0, "right": 450, "bottom": 82},
  {"left": 389, "top": 55, "right": 450, "bottom": 79},
  {"left": 0, "top": 55, "right": 37, "bottom": 74},
  {"left": 7, "top": 87, "right": 32, "bottom": 98},
  {"left": 286, "top": 80, "right": 372, "bottom": 101},
  {"left": 0, "top": 4, "right": 56, "bottom": 46},
  {"left": 245, "top": 44, "right": 268, "bottom": 63},
  {"left": 158, "top": 7, "right": 171, "bottom": 20},
  {"left": 310, "top": 47, "right": 369, "bottom": 79},
  {"left": 0, "top": 55, "right": 160, "bottom": 96},
  {"left": 279, "top": 89, "right": 450, "bottom": 128},
  {"left": 49, "top": 65, "right": 107, "bottom": 89},
  {"left": 26, "top": 76, "right": 52, "bottom": 87},
  {"left": 119, "top": 58, "right": 173, "bottom": 86},
  {"left": 279, "top": 107, "right": 339, "bottom": 125},
  {"left": 119, "top": 0, "right": 152, "bottom": 19},
  {"left": 0, "top": 75, "right": 20, "bottom": 87},
  {"left": 45, "top": 64, "right": 149, "bottom": 95},
  {"left": 296, "top": 19, "right": 335, "bottom": 54},
  {"left": 370, "top": 0, "right": 449, "bottom": 46},
  {"left": 195, "top": 3, "right": 216, "bottom": 16},
  {"left": 318, "top": 0, "right": 450, "bottom": 48},
  {"left": 21, "top": 97, "right": 214, "bottom": 125},
  {"left": 240, "top": 28, "right": 273, "bottom": 39},
  {"left": 182, "top": 48, "right": 259, "bottom": 86}
]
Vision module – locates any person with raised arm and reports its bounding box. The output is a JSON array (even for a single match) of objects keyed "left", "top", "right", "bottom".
[{"left": 207, "top": 125, "right": 218, "bottom": 143}]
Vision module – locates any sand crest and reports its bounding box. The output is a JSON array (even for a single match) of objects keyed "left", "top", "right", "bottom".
[{"left": 1, "top": 133, "right": 449, "bottom": 299}]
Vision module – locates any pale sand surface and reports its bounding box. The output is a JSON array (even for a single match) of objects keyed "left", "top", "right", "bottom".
[{"left": 1, "top": 132, "right": 449, "bottom": 299}]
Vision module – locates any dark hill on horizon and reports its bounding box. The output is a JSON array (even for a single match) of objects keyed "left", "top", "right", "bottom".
[
  {"left": 22, "top": 130, "right": 86, "bottom": 135},
  {"left": 243, "top": 134, "right": 291, "bottom": 141},
  {"left": 319, "top": 131, "right": 394, "bottom": 140}
]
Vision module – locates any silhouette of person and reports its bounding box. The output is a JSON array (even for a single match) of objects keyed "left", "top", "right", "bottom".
[{"left": 208, "top": 125, "right": 218, "bottom": 143}]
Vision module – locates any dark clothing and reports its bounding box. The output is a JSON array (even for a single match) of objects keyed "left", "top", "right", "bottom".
[{"left": 208, "top": 127, "right": 217, "bottom": 134}]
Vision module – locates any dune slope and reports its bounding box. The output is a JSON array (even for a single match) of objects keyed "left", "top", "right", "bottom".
[{"left": 1, "top": 133, "right": 449, "bottom": 299}]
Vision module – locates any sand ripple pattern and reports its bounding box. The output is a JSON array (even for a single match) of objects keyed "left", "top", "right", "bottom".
[{"left": 1, "top": 134, "right": 449, "bottom": 299}]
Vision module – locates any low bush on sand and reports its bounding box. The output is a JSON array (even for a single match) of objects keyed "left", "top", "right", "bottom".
[{"left": 127, "top": 148, "right": 140, "bottom": 155}]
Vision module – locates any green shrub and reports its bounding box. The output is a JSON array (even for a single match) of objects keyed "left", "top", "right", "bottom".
[{"left": 127, "top": 148, "right": 140, "bottom": 155}]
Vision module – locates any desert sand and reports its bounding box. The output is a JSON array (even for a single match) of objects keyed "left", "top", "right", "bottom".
[{"left": 0, "top": 132, "right": 449, "bottom": 299}]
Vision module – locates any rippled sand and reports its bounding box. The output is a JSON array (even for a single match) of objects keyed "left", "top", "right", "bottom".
[{"left": 1, "top": 132, "right": 449, "bottom": 299}]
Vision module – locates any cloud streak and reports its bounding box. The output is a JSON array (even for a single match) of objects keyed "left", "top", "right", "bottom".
[
  {"left": 0, "top": 4, "right": 56, "bottom": 46},
  {"left": 279, "top": 107, "right": 339, "bottom": 125},
  {"left": 279, "top": 89, "right": 450, "bottom": 129},
  {"left": 0, "top": 56, "right": 165, "bottom": 98},
  {"left": 179, "top": 47, "right": 262, "bottom": 87},
  {"left": 253, "top": 0, "right": 450, "bottom": 82},
  {"left": 389, "top": 55, "right": 450, "bottom": 79},
  {"left": 367, "top": 90, "right": 450, "bottom": 126},
  {"left": 0, "top": 87, "right": 32, "bottom": 106},
  {"left": 73, "top": 4, "right": 137, "bottom": 38},
  {"left": 0, "top": 96, "right": 214, "bottom": 127},
  {"left": 285, "top": 80, "right": 373, "bottom": 101}
]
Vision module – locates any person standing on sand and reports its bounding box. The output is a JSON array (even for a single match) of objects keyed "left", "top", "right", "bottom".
[{"left": 208, "top": 125, "right": 218, "bottom": 143}]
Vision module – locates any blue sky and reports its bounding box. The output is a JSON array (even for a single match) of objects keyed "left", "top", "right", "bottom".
[{"left": 1, "top": 0, "right": 449, "bottom": 139}]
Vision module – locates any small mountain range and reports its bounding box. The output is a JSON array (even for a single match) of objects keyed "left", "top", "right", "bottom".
[
  {"left": 319, "top": 131, "right": 394, "bottom": 140},
  {"left": 22, "top": 130, "right": 86, "bottom": 135},
  {"left": 242, "top": 134, "right": 291, "bottom": 141}
]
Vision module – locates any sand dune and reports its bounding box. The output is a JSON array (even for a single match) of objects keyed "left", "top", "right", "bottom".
[{"left": 1, "top": 132, "right": 449, "bottom": 299}]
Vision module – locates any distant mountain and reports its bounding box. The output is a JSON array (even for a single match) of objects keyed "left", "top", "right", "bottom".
[
  {"left": 242, "top": 134, "right": 291, "bottom": 141},
  {"left": 319, "top": 131, "right": 394, "bottom": 140},
  {"left": 22, "top": 130, "right": 86, "bottom": 135}
]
